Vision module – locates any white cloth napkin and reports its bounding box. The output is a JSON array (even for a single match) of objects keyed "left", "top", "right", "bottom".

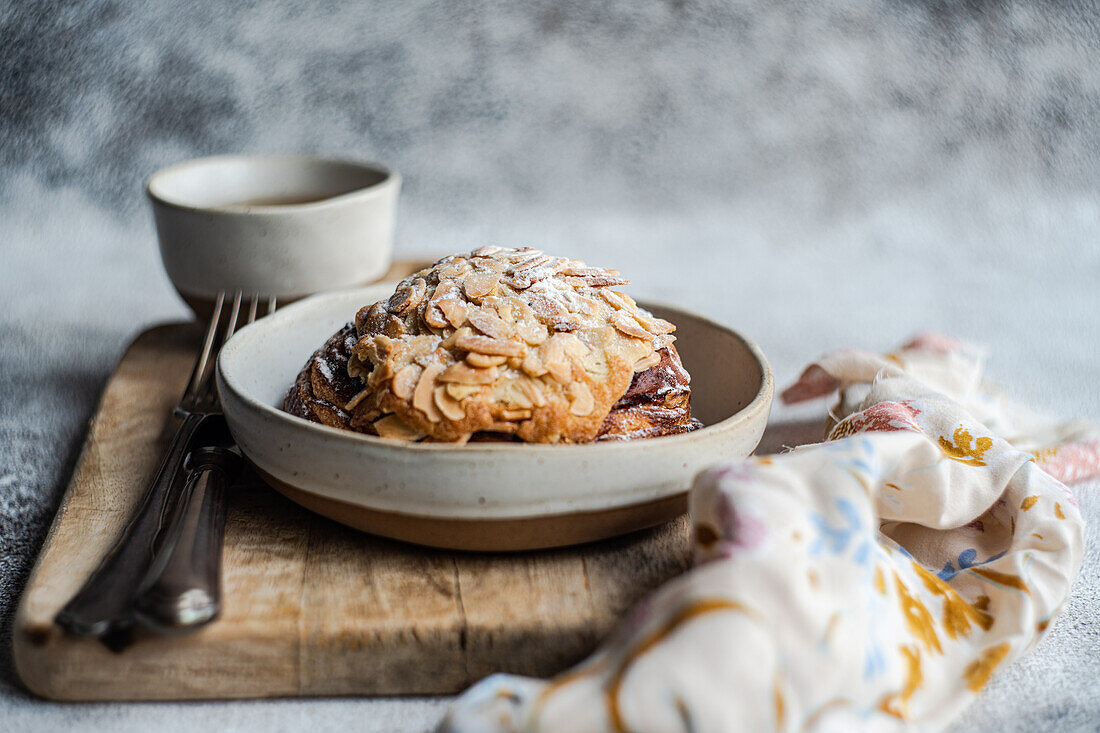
[{"left": 438, "top": 333, "right": 1099, "bottom": 732}]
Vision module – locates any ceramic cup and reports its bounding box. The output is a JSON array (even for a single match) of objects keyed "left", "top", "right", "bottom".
[{"left": 147, "top": 154, "right": 400, "bottom": 311}]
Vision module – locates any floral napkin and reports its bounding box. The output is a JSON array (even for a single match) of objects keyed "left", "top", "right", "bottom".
[{"left": 438, "top": 333, "right": 1099, "bottom": 732}]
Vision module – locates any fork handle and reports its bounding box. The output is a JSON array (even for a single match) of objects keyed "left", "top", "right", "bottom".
[
  {"left": 134, "top": 446, "right": 241, "bottom": 632},
  {"left": 55, "top": 412, "right": 208, "bottom": 638}
]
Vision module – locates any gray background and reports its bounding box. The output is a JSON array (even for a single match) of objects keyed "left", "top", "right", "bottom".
[{"left": 3, "top": 1, "right": 1100, "bottom": 730}]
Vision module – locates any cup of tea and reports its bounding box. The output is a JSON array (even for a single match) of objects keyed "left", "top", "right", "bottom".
[{"left": 147, "top": 154, "right": 400, "bottom": 312}]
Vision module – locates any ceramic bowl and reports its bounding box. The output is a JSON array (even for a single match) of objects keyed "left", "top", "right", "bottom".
[
  {"left": 217, "top": 285, "right": 773, "bottom": 551},
  {"left": 147, "top": 154, "right": 400, "bottom": 311}
]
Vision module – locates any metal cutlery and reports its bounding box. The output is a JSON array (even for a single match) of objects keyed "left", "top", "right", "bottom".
[{"left": 56, "top": 291, "right": 275, "bottom": 643}]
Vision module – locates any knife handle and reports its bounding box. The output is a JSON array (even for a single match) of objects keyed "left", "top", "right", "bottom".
[
  {"left": 134, "top": 446, "right": 241, "bottom": 633},
  {"left": 55, "top": 412, "right": 208, "bottom": 639}
]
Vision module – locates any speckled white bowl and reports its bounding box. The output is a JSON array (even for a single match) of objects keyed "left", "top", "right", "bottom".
[{"left": 217, "top": 285, "right": 773, "bottom": 551}]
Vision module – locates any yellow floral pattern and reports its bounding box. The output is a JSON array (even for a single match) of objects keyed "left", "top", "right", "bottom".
[
  {"left": 963, "top": 643, "right": 1011, "bottom": 692},
  {"left": 938, "top": 426, "right": 995, "bottom": 467},
  {"left": 879, "top": 645, "right": 923, "bottom": 719}
]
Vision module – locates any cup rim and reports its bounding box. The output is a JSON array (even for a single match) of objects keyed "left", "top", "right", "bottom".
[{"left": 145, "top": 153, "right": 400, "bottom": 214}]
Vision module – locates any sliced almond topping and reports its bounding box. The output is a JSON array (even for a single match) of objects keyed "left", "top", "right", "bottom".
[
  {"left": 563, "top": 272, "right": 628, "bottom": 288},
  {"left": 455, "top": 332, "right": 526, "bottom": 357},
  {"left": 357, "top": 302, "right": 387, "bottom": 333},
  {"left": 559, "top": 333, "right": 590, "bottom": 359},
  {"left": 652, "top": 333, "right": 676, "bottom": 351},
  {"left": 550, "top": 314, "right": 581, "bottom": 332},
  {"left": 388, "top": 278, "right": 427, "bottom": 315},
  {"left": 508, "top": 295, "right": 537, "bottom": 318},
  {"left": 497, "top": 382, "right": 533, "bottom": 409},
  {"left": 440, "top": 326, "right": 469, "bottom": 350},
  {"left": 599, "top": 290, "right": 624, "bottom": 310},
  {"left": 568, "top": 381, "right": 595, "bottom": 416},
  {"left": 383, "top": 315, "right": 408, "bottom": 337},
  {"left": 349, "top": 246, "right": 684, "bottom": 443},
  {"left": 547, "top": 358, "right": 573, "bottom": 385},
  {"left": 521, "top": 349, "right": 547, "bottom": 377},
  {"left": 439, "top": 362, "right": 499, "bottom": 385},
  {"left": 517, "top": 320, "right": 548, "bottom": 345},
  {"left": 362, "top": 334, "right": 398, "bottom": 363},
  {"left": 651, "top": 318, "right": 676, "bottom": 335},
  {"left": 634, "top": 312, "right": 676, "bottom": 335},
  {"left": 567, "top": 265, "right": 620, "bottom": 279},
  {"left": 467, "top": 308, "right": 511, "bottom": 339},
  {"left": 504, "top": 247, "right": 543, "bottom": 261},
  {"left": 570, "top": 294, "right": 603, "bottom": 316},
  {"left": 434, "top": 386, "right": 467, "bottom": 421},
  {"left": 529, "top": 292, "right": 567, "bottom": 323},
  {"left": 434, "top": 278, "right": 459, "bottom": 296},
  {"left": 446, "top": 383, "right": 482, "bottom": 401},
  {"left": 600, "top": 290, "right": 635, "bottom": 311},
  {"left": 466, "top": 352, "right": 507, "bottom": 368},
  {"left": 373, "top": 415, "right": 426, "bottom": 441},
  {"left": 437, "top": 298, "right": 469, "bottom": 328},
  {"left": 473, "top": 257, "right": 510, "bottom": 274},
  {"left": 508, "top": 255, "right": 557, "bottom": 288},
  {"left": 423, "top": 304, "right": 449, "bottom": 329},
  {"left": 412, "top": 363, "right": 445, "bottom": 422},
  {"left": 495, "top": 299, "right": 515, "bottom": 324},
  {"left": 436, "top": 258, "right": 472, "bottom": 280},
  {"left": 391, "top": 364, "right": 422, "bottom": 399},
  {"left": 633, "top": 351, "right": 661, "bottom": 372},
  {"left": 370, "top": 358, "right": 397, "bottom": 384},
  {"left": 344, "top": 388, "right": 371, "bottom": 412},
  {"left": 463, "top": 271, "right": 499, "bottom": 300},
  {"left": 539, "top": 335, "right": 562, "bottom": 364},
  {"left": 557, "top": 259, "right": 588, "bottom": 275},
  {"left": 386, "top": 287, "right": 414, "bottom": 314},
  {"left": 540, "top": 335, "right": 573, "bottom": 384},
  {"left": 518, "top": 378, "right": 548, "bottom": 407},
  {"left": 512, "top": 253, "right": 553, "bottom": 273},
  {"left": 428, "top": 280, "right": 464, "bottom": 310},
  {"left": 611, "top": 310, "right": 654, "bottom": 340},
  {"left": 501, "top": 408, "right": 533, "bottom": 421}
]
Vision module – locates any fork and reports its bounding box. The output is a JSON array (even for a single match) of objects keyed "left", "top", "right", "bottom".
[{"left": 56, "top": 291, "right": 276, "bottom": 642}]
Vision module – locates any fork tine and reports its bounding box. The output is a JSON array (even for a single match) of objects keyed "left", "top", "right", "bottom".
[
  {"left": 182, "top": 292, "right": 226, "bottom": 407},
  {"left": 193, "top": 291, "right": 242, "bottom": 408},
  {"left": 181, "top": 292, "right": 274, "bottom": 413},
  {"left": 223, "top": 290, "right": 244, "bottom": 342}
]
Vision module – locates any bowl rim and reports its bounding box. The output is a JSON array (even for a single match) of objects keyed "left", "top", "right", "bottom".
[
  {"left": 145, "top": 153, "right": 400, "bottom": 215},
  {"left": 217, "top": 285, "right": 775, "bottom": 455}
]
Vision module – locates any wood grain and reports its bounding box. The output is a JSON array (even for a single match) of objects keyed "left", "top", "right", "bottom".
[{"left": 12, "top": 274, "right": 692, "bottom": 701}]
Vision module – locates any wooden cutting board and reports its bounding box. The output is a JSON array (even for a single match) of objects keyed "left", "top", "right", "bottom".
[{"left": 13, "top": 266, "right": 692, "bottom": 701}]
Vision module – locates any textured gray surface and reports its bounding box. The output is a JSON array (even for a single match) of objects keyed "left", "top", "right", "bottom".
[{"left": 2, "top": 1, "right": 1100, "bottom": 731}]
